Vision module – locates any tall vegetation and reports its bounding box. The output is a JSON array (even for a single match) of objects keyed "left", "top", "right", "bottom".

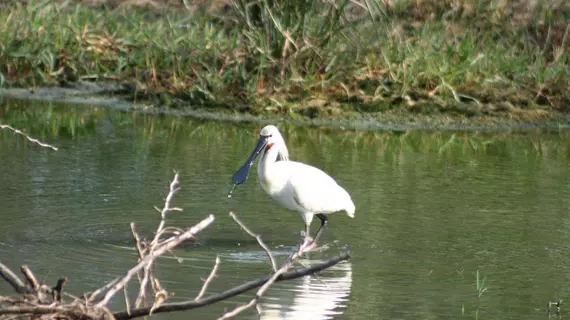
[{"left": 0, "top": 0, "right": 568, "bottom": 115}]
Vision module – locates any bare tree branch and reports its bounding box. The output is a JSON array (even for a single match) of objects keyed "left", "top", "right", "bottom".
[
  {"left": 124, "top": 284, "right": 131, "bottom": 317},
  {"left": 127, "top": 222, "right": 145, "bottom": 311},
  {"left": 195, "top": 256, "right": 220, "bottom": 301},
  {"left": 146, "top": 277, "right": 167, "bottom": 315},
  {"left": 218, "top": 299, "right": 256, "bottom": 320},
  {"left": 0, "top": 305, "right": 91, "bottom": 318},
  {"left": 153, "top": 172, "right": 182, "bottom": 241},
  {"left": 86, "top": 277, "right": 121, "bottom": 303},
  {"left": 0, "top": 124, "right": 58, "bottom": 151},
  {"left": 219, "top": 214, "right": 319, "bottom": 319},
  {"left": 0, "top": 172, "right": 351, "bottom": 320},
  {"left": 130, "top": 223, "right": 146, "bottom": 260},
  {"left": 0, "top": 262, "right": 30, "bottom": 294},
  {"left": 230, "top": 211, "right": 277, "bottom": 272},
  {"left": 20, "top": 265, "right": 40, "bottom": 291},
  {"left": 112, "top": 252, "right": 349, "bottom": 320},
  {"left": 135, "top": 172, "right": 182, "bottom": 308},
  {"left": 95, "top": 214, "right": 215, "bottom": 308}
]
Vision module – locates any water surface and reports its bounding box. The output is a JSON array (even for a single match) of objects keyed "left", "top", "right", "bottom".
[{"left": 0, "top": 99, "right": 569, "bottom": 319}]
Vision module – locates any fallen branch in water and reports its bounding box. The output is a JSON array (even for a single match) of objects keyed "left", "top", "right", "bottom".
[
  {"left": 111, "top": 253, "right": 349, "bottom": 320},
  {"left": 93, "top": 214, "right": 215, "bottom": 308},
  {"left": 110, "top": 211, "right": 349, "bottom": 320},
  {"left": 0, "top": 173, "right": 350, "bottom": 320},
  {"left": 133, "top": 172, "right": 184, "bottom": 309},
  {"left": 0, "top": 172, "right": 212, "bottom": 320},
  {"left": 0, "top": 124, "right": 58, "bottom": 150},
  {"left": 219, "top": 212, "right": 321, "bottom": 319}
]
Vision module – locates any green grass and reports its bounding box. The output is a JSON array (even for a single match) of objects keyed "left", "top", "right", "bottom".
[{"left": 0, "top": 0, "right": 568, "bottom": 118}]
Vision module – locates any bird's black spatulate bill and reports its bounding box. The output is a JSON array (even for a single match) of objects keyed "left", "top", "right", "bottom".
[{"left": 232, "top": 135, "right": 268, "bottom": 185}]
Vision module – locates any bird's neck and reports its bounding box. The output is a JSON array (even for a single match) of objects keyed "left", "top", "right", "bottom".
[{"left": 258, "top": 146, "right": 285, "bottom": 190}]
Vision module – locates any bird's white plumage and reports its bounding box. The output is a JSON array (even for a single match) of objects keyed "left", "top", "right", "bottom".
[{"left": 255, "top": 125, "right": 355, "bottom": 227}]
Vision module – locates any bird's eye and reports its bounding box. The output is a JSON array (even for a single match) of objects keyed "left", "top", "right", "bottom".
[{"left": 269, "top": 134, "right": 273, "bottom": 137}]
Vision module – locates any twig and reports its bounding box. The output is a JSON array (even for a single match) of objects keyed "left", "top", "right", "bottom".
[
  {"left": 20, "top": 265, "right": 40, "bottom": 291},
  {"left": 0, "top": 169, "right": 351, "bottom": 320},
  {"left": 129, "top": 222, "right": 146, "bottom": 303},
  {"left": 134, "top": 172, "right": 182, "bottom": 307},
  {"left": 130, "top": 223, "right": 146, "bottom": 260},
  {"left": 195, "top": 256, "right": 220, "bottom": 301},
  {"left": 152, "top": 172, "right": 182, "bottom": 244},
  {"left": 0, "top": 262, "right": 30, "bottom": 294},
  {"left": 137, "top": 266, "right": 152, "bottom": 307},
  {"left": 219, "top": 233, "right": 317, "bottom": 319},
  {"left": 161, "top": 226, "right": 185, "bottom": 236},
  {"left": 218, "top": 299, "right": 257, "bottom": 320},
  {"left": 124, "top": 284, "right": 131, "bottom": 316},
  {"left": 150, "top": 287, "right": 167, "bottom": 315},
  {"left": 87, "top": 277, "right": 121, "bottom": 303},
  {"left": 112, "top": 252, "right": 349, "bottom": 320},
  {"left": 150, "top": 278, "right": 164, "bottom": 302},
  {"left": 95, "top": 214, "right": 215, "bottom": 308},
  {"left": 230, "top": 212, "right": 277, "bottom": 272},
  {"left": 0, "top": 124, "right": 58, "bottom": 151}
]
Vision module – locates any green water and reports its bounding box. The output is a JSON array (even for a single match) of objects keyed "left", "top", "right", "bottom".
[{"left": 0, "top": 99, "right": 569, "bottom": 320}]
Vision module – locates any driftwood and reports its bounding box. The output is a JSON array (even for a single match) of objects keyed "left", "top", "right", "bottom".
[{"left": 0, "top": 173, "right": 350, "bottom": 320}]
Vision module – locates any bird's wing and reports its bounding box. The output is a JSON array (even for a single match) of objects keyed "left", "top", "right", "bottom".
[{"left": 287, "top": 162, "right": 352, "bottom": 214}]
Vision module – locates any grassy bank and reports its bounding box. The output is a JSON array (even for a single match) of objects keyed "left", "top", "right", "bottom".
[{"left": 0, "top": 0, "right": 568, "bottom": 121}]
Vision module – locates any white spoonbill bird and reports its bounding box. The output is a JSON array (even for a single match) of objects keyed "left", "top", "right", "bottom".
[{"left": 232, "top": 125, "right": 355, "bottom": 243}]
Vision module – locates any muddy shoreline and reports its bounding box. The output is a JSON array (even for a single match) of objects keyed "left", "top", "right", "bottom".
[{"left": 1, "top": 82, "right": 568, "bottom": 132}]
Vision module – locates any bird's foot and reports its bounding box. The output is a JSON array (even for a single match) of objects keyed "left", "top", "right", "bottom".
[
  {"left": 297, "top": 231, "right": 314, "bottom": 253},
  {"left": 297, "top": 233, "right": 330, "bottom": 253},
  {"left": 300, "top": 231, "right": 313, "bottom": 243}
]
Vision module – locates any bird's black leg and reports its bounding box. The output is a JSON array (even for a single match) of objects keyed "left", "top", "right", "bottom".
[{"left": 312, "top": 214, "right": 328, "bottom": 244}]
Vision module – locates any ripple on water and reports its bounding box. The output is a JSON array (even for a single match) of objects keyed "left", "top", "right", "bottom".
[
  {"left": 0, "top": 191, "right": 154, "bottom": 292},
  {"left": 221, "top": 245, "right": 299, "bottom": 264}
]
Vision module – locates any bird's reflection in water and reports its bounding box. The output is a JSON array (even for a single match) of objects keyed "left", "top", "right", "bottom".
[{"left": 258, "top": 260, "right": 352, "bottom": 320}]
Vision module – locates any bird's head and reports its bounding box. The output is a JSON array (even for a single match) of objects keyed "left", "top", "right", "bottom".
[
  {"left": 259, "top": 125, "right": 289, "bottom": 161},
  {"left": 232, "top": 125, "right": 289, "bottom": 185}
]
